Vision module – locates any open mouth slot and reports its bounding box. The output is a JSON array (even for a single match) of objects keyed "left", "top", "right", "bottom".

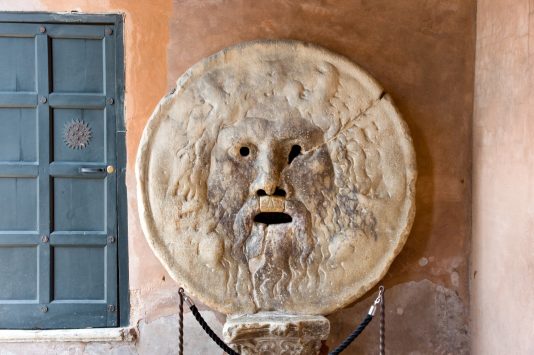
[{"left": 254, "top": 212, "right": 292, "bottom": 225}]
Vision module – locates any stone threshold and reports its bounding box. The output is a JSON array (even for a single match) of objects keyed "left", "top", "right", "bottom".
[{"left": 0, "top": 327, "right": 137, "bottom": 343}]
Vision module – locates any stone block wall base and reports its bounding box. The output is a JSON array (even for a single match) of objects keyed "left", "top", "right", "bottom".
[{"left": 223, "top": 312, "right": 330, "bottom": 355}]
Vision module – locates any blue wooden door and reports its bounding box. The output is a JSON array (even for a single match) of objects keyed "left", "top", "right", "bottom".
[{"left": 0, "top": 18, "right": 121, "bottom": 329}]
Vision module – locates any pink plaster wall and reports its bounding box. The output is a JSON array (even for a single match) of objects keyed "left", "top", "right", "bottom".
[{"left": 471, "top": 1, "right": 534, "bottom": 354}]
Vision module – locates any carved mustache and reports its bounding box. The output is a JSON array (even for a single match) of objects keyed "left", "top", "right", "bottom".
[
  {"left": 258, "top": 196, "right": 285, "bottom": 213},
  {"left": 256, "top": 196, "right": 292, "bottom": 224},
  {"left": 232, "top": 197, "right": 313, "bottom": 262}
]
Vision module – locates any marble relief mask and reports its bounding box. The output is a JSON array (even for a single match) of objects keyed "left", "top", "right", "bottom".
[{"left": 136, "top": 41, "right": 416, "bottom": 315}]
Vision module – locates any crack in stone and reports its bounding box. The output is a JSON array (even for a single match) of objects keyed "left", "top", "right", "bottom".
[{"left": 302, "top": 95, "right": 384, "bottom": 155}]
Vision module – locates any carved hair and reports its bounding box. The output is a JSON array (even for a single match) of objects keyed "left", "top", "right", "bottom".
[
  {"left": 138, "top": 41, "right": 416, "bottom": 315},
  {"left": 161, "top": 59, "right": 379, "bottom": 306}
]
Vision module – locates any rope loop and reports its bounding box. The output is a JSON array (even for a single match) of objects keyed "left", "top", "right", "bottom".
[{"left": 178, "top": 286, "right": 384, "bottom": 355}]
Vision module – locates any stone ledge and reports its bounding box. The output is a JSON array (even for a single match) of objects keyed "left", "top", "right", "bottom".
[{"left": 0, "top": 327, "right": 137, "bottom": 343}]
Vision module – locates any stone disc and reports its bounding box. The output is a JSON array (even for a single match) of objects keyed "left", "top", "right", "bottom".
[{"left": 136, "top": 40, "right": 416, "bottom": 315}]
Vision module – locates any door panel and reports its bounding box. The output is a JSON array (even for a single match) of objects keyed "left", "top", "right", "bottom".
[
  {"left": 52, "top": 38, "right": 104, "bottom": 93},
  {"left": 0, "top": 17, "right": 121, "bottom": 329},
  {"left": 53, "top": 246, "right": 106, "bottom": 300},
  {"left": 52, "top": 108, "right": 105, "bottom": 162},
  {"left": 0, "top": 36, "right": 35, "bottom": 91},
  {"left": 0, "top": 177, "right": 38, "bottom": 230},
  {"left": 0, "top": 246, "right": 38, "bottom": 300},
  {"left": 0, "top": 108, "right": 37, "bottom": 161},
  {"left": 53, "top": 178, "right": 106, "bottom": 231}
]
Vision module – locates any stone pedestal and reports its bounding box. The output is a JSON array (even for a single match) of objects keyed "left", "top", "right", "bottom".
[{"left": 223, "top": 313, "right": 330, "bottom": 355}]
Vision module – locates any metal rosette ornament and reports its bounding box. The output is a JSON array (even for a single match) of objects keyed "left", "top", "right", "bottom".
[{"left": 64, "top": 119, "right": 92, "bottom": 150}]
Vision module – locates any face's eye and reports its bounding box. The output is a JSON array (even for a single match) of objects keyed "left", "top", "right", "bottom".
[
  {"left": 231, "top": 144, "right": 254, "bottom": 160},
  {"left": 239, "top": 146, "right": 250, "bottom": 157},
  {"left": 288, "top": 144, "right": 301, "bottom": 164}
]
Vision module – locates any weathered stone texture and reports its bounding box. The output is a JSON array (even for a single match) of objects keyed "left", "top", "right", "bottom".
[
  {"left": 224, "top": 313, "right": 329, "bottom": 355},
  {"left": 137, "top": 41, "right": 416, "bottom": 316}
]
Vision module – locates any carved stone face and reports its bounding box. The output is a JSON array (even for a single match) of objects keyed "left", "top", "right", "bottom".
[
  {"left": 207, "top": 109, "right": 335, "bottom": 309},
  {"left": 207, "top": 113, "right": 333, "bottom": 218},
  {"left": 137, "top": 41, "right": 416, "bottom": 315}
]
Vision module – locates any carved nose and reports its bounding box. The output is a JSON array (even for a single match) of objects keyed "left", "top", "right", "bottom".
[
  {"left": 257, "top": 187, "right": 286, "bottom": 197},
  {"left": 251, "top": 147, "right": 287, "bottom": 197},
  {"left": 251, "top": 171, "right": 286, "bottom": 197}
]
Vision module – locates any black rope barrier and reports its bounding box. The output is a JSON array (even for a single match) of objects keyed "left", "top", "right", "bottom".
[
  {"left": 178, "top": 286, "right": 384, "bottom": 355},
  {"left": 328, "top": 314, "right": 373, "bottom": 355},
  {"left": 178, "top": 287, "right": 184, "bottom": 355},
  {"left": 189, "top": 304, "right": 239, "bottom": 355},
  {"left": 179, "top": 288, "right": 239, "bottom": 355},
  {"left": 380, "top": 286, "right": 385, "bottom": 355},
  {"left": 328, "top": 286, "right": 385, "bottom": 354}
]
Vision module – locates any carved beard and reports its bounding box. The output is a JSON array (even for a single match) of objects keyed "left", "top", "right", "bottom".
[{"left": 232, "top": 198, "right": 314, "bottom": 310}]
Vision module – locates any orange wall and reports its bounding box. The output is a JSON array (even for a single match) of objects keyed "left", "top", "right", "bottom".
[{"left": 0, "top": 1, "right": 476, "bottom": 353}]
